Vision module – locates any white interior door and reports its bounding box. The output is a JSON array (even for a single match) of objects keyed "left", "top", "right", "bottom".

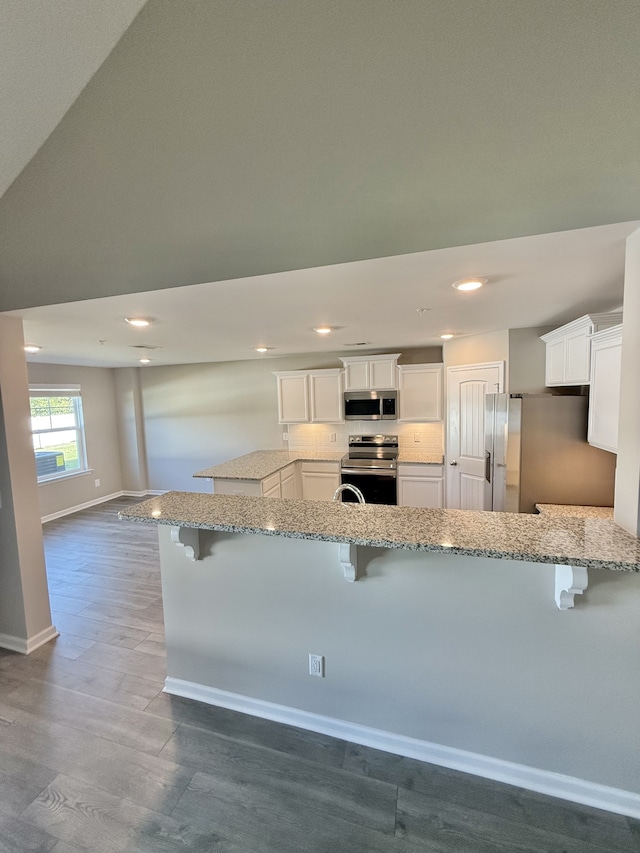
[{"left": 446, "top": 363, "right": 504, "bottom": 510}]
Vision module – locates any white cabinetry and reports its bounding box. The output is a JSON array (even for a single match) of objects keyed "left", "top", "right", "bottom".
[
  {"left": 300, "top": 461, "right": 340, "bottom": 501},
  {"left": 397, "top": 364, "right": 443, "bottom": 422},
  {"left": 397, "top": 464, "right": 444, "bottom": 508},
  {"left": 308, "top": 370, "right": 343, "bottom": 422},
  {"left": 274, "top": 370, "right": 343, "bottom": 424},
  {"left": 275, "top": 372, "right": 309, "bottom": 423},
  {"left": 261, "top": 471, "right": 282, "bottom": 499},
  {"left": 540, "top": 314, "right": 622, "bottom": 387},
  {"left": 280, "top": 463, "right": 298, "bottom": 498},
  {"left": 340, "top": 354, "right": 400, "bottom": 390},
  {"left": 213, "top": 462, "right": 300, "bottom": 499},
  {"left": 588, "top": 324, "right": 623, "bottom": 454}
]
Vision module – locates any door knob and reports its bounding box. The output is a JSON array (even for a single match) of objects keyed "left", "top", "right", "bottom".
[{"left": 449, "top": 461, "right": 458, "bottom": 466}]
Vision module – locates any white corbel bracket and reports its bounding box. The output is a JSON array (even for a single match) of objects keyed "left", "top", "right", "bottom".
[
  {"left": 554, "top": 564, "right": 588, "bottom": 610},
  {"left": 338, "top": 543, "right": 362, "bottom": 582},
  {"left": 170, "top": 526, "right": 201, "bottom": 561}
]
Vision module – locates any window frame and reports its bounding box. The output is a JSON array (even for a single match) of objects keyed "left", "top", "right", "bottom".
[{"left": 29, "top": 385, "right": 89, "bottom": 483}]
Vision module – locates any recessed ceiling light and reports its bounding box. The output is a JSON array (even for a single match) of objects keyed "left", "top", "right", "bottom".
[
  {"left": 452, "top": 277, "right": 487, "bottom": 292},
  {"left": 125, "top": 317, "right": 152, "bottom": 327},
  {"left": 314, "top": 326, "right": 333, "bottom": 335},
  {"left": 440, "top": 333, "right": 454, "bottom": 340},
  {"left": 24, "top": 344, "right": 42, "bottom": 354},
  {"left": 254, "top": 347, "right": 270, "bottom": 353},
  {"left": 139, "top": 358, "right": 151, "bottom": 364}
]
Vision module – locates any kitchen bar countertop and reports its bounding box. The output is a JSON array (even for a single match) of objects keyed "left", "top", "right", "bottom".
[
  {"left": 194, "top": 449, "right": 444, "bottom": 481},
  {"left": 120, "top": 491, "right": 640, "bottom": 572},
  {"left": 536, "top": 503, "right": 615, "bottom": 520}
]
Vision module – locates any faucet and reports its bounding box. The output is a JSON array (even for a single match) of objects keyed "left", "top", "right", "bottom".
[{"left": 333, "top": 483, "right": 366, "bottom": 504}]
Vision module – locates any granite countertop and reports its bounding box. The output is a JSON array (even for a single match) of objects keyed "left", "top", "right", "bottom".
[
  {"left": 397, "top": 453, "right": 444, "bottom": 465},
  {"left": 119, "top": 491, "right": 640, "bottom": 572},
  {"left": 536, "top": 504, "right": 615, "bottom": 521},
  {"left": 194, "top": 449, "right": 444, "bottom": 481}
]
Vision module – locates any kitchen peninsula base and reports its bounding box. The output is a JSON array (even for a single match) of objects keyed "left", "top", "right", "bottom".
[{"left": 120, "top": 494, "right": 640, "bottom": 819}]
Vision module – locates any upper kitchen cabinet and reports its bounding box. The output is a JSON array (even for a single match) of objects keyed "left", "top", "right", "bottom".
[
  {"left": 308, "top": 370, "right": 343, "bottom": 422},
  {"left": 540, "top": 313, "right": 622, "bottom": 386},
  {"left": 275, "top": 372, "right": 309, "bottom": 423},
  {"left": 397, "top": 364, "right": 443, "bottom": 422},
  {"left": 274, "top": 369, "right": 343, "bottom": 424},
  {"left": 340, "top": 354, "right": 400, "bottom": 391},
  {"left": 588, "top": 324, "right": 623, "bottom": 454}
]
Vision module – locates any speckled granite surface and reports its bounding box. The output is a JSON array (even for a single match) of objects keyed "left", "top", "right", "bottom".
[
  {"left": 194, "top": 449, "right": 443, "bottom": 481},
  {"left": 119, "top": 492, "right": 640, "bottom": 572},
  {"left": 536, "top": 504, "right": 615, "bottom": 520},
  {"left": 397, "top": 453, "right": 444, "bottom": 465},
  {"left": 193, "top": 450, "right": 343, "bottom": 481}
]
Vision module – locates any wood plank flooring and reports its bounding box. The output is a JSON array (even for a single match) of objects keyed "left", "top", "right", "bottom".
[{"left": 0, "top": 496, "right": 639, "bottom": 852}]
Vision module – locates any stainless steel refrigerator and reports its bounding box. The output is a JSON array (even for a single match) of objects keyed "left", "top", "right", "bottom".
[{"left": 485, "top": 394, "right": 617, "bottom": 513}]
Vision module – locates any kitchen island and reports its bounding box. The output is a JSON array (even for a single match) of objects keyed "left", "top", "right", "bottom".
[{"left": 119, "top": 493, "right": 640, "bottom": 817}]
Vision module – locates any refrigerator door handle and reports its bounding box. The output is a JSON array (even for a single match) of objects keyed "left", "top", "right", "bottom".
[{"left": 485, "top": 450, "right": 492, "bottom": 483}]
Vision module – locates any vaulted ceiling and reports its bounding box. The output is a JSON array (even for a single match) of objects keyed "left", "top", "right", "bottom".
[{"left": 1, "top": 0, "right": 639, "bottom": 319}]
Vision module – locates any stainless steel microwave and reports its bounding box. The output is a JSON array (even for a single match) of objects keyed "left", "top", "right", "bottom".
[{"left": 344, "top": 390, "right": 397, "bottom": 420}]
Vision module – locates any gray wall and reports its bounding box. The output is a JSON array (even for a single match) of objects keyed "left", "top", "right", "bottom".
[
  {"left": 159, "top": 527, "right": 640, "bottom": 796},
  {"left": 28, "top": 363, "right": 124, "bottom": 518},
  {"left": 508, "top": 326, "right": 554, "bottom": 394}
]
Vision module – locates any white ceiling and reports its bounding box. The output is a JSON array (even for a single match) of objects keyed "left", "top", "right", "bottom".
[
  {"left": 9, "top": 221, "right": 636, "bottom": 368},
  {"left": 0, "top": 0, "right": 147, "bottom": 199}
]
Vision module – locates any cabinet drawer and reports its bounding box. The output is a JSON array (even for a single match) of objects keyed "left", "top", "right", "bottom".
[
  {"left": 299, "top": 461, "right": 340, "bottom": 474},
  {"left": 398, "top": 464, "right": 444, "bottom": 478},
  {"left": 261, "top": 472, "right": 281, "bottom": 494}
]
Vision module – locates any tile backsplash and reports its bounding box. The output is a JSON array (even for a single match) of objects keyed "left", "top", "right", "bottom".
[{"left": 287, "top": 421, "right": 444, "bottom": 454}]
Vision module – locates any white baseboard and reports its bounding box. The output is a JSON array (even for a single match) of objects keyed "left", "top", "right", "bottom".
[
  {"left": 0, "top": 624, "right": 59, "bottom": 654},
  {"left": 41, "top": 490, "right": 156, "bottom": 523},
  {"left": 164, "top": 677, "right": 640, "bottom": 820}
]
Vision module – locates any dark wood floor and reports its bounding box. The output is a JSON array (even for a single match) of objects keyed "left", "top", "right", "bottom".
[{"left": 0, "top": 498, "right": 639, "bottom": 852}]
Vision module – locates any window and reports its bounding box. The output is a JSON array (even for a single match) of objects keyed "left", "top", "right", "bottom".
[{"left": 29, "top": 386, "right": 88, "bottom": 482}]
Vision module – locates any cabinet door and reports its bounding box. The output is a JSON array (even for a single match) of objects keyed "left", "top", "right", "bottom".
[
  {"left": 545, "top": 339, "right": 566, "bottom": 386},
  {"left": 276, "top": 374, "right": 309, "bottom": 423},
  {"left": 280, "top": 464, "right": 298, "bottom": 499},
  {"left": 564, "top": 328, "right": 591, "bottom": 384},
  {"left": 261, "top": 471, "right": 281, "bottom": 497},
  {"left": 309, "top": 371, "right": 343, "bottom": 422},
  {"left": 301, "top": 471, "right": 340, "bottom": 501},
  {"left": 397, "top": 365, "right": 443, "bottom": 421},
  {"left": 370, "top": 358, "right": 397, "bottom": 390},
  {"left": 398, "top": 477, "right": 444, "bottom": 508},
  {"left": 344, "top": 361, "right": 369, "bottom": 391},
  {"left": 588, "top": 331, "right": 622, "bottom": 453}
]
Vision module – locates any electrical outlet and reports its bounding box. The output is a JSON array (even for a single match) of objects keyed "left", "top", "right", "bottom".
[
  {"left": 95, "top": 478, "right": 101, "bottom": 487},
  {"left": 329, "top": 432, "right": 336, "bottom": 442},
  {"left": 414, "top": 433, "right": 422, "bottom": 443},
  {"left": 282, "top": 432, "right": 289, "bottom": 441},
  {"left": 309, "top": 653, "right": 324, "bottom": 677}
]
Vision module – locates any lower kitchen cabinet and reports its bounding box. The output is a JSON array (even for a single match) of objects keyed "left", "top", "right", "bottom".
[
  {"left": 397, "top": 464, "right": 444, "bottom": 508},
  {"left": 213, "top": 464, "right": 300, "bottom": 499},
  {"left": 588, "top": 324, "right": 623, "bottom": 454},
  {"left": 280, "top": 463, "right": 298, "bottom": 498},
  {"left": 300, "top": 461, "right": 340, "bottom": 501}
]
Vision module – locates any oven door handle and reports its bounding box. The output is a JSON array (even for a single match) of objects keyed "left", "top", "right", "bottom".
[{"left": 341, "top": 467, "right": 397, "bottom": 477}]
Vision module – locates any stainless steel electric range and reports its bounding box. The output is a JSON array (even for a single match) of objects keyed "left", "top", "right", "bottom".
[{"left": 339, "top": 434, "right": 398, "bottom": 504}]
